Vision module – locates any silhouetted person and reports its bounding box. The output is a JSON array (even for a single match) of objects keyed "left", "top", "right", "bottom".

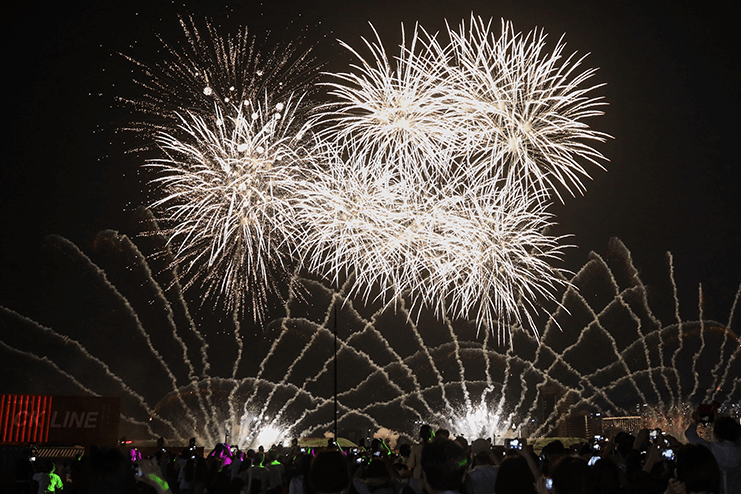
[
  {"left": 421, "top": 439, "right": 468, "bottom": 494},
  {"left": 494, "top": 455, "right": 536, "bottom": 494},
  {"left": 468, "top": 439, "right": 498, "bottom": 494},
  {"left": 15, "top": 449, "right": 36, "bottom": 494},
  {"left": 407, "top": 424, "right": 434, "bottom": 494},
  {"left": 685, "top": 413, "right": 741, "bottom": 494},
  {"left": 665, "top": 443, "right": 721, "bottom": 494},
  {"left": 550, "top": 456, "right": 595, "bottom": 494},
  {"left": 310, "top": 451, "right": 350, "bottom": 494}
]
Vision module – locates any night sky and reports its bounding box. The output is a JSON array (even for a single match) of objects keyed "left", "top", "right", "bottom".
[{"left": 3, "top": 0, "right": 740, "bottom": 330}]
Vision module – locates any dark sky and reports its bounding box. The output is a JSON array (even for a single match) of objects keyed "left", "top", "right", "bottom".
[{"left": 3, "top": 0, "right": 740, "bottom": 328}]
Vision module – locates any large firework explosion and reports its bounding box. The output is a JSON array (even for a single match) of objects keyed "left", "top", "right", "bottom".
[
  {"left": 148, "top": 95, "right": 312, "bottom": 322},
  {"left": 135, "top": 15, "right": 608, "bottom": 340}
]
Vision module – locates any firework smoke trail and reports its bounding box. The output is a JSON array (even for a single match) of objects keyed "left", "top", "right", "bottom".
[
  {"left": 668, "top": 253, "right": 682, "bottom": 407},
  {"left": 708, "top": 281, "right": 741, "bottom": 403},
  {"left": 0, "top": 308, "right": 181, "bottom": 439},
  {"left": 148, "top": 95, "right": 311, "bottom": 324}
]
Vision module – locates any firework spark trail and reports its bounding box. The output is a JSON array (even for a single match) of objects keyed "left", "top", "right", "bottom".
[
  {"left": 122, "top": 232, "right": 205, "bottom": 385},
  {"left": 394, "top": 293, "right": 459, "bottom": 422},
  {"left": 104, "top": 231, "right": 210, "bottom": 434},
  {"left": 728, "top": 281, "right": 741, "bottom": 331},
  {"left": 519, "top": 265, "right": 652, "bottom": 434},
  {"left": 588, "top": 251, "right": 652, "bottom": 405},
  {"left": 0, "top": 309, "right": 182, "bottom": 440},
  {"left": 44, "top": 236, "right": 197, "bottom": 419},
  {"left": 708, "top": 282, "right": 741, "bottom": 404},
  {"left": 223, "top": 307, "right": 244, "bottom": 446},
  {"left": 690, "top": 284, "right": 705, "bottom": 403},
  {"left": 104, "top": 235, "right": 218, "bottom": 441},
  {"left": 0, "top": 341, "right": 147, "bottom": 428},
  {"left": 5, "top": 230, "right": 741, "bottom": 445},
  {"left": 668, "top": 253, "right": 682, "bottom": 407},
  {"left": 480, "top": 326, "right": 497, "bottom": 406},
  {"left": 241, "top": 276, "right": 359, "bottom": 437},
  {"left": 609, "top": 240, "right": 666, "bottom": 407},
  {"left": 439, "top": 308, "right": 475, "bottom": 414},
  {"left": 708, "top": 281, "right": 741, "bottom": 403},
  {"left": 139, "top": 209, "right": 212, "bottom": 378},
  {"left": 353, "top": 306, "right": 440, "bottom": 420},
  {"left": 230, "top": 307, "right": 244, "bottom": 380},
  {"left": 566, "top": 281, "right": 650, "bottom": 410},
  {"left": 620, "top": 293, "right": 666, "bottom": 408}
]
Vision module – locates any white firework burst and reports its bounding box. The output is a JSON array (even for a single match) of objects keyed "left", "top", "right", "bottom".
[
  {"left": 426, "top": 182, "right": 569, "bottom": 339},
  {"left": 137, "top": 15, "right": 608, "bottom": 342},
  {"left": 121, "top": 15, "right": 317, "bottom": 136},
  {"left": 295, "top": 147, "right": 568, "bottom": 336},
  {"left": 444, "top": 16, "right": 610, "bottom": 199},
  {"left": 314, "top": 24, "right": 464, "bottom": 183},
  {"left": 315, "top": 16, "right": 608, "bottom": 200},
  {"left": 148, "top": 93, "right": 311, "bottom": 323}
]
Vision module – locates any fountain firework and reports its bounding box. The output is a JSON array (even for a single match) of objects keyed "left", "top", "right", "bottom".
[{"left": 1, "top": 229, "right": 739, "bottom": 446}]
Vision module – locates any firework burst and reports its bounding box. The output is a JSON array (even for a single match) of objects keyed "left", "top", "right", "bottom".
[
  {"left": 148, "top": 94, "right": 311, "bottom": 323},
  {"left": 315, "top": 16, "right": 608, "bottom": 199},
  {"left": 314, "top": 24, "right": 463, "bottom": 183},
  {"left": 295, "top": 148, "right": 568, "bottom": 336},
  {"left": 444, "top": 16, "right": 610, "bottom": 199},
  {"left": 295, "top": 16, "right": 603, "bottom": 336},
  {"left": 136, "top": 15, "right": 607, "bottom": 341},
  {"left": 121, "top": 15, "right": 318, "bottom": 136}
]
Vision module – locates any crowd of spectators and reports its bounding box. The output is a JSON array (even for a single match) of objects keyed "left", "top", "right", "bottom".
[{"left": 14, "top": 406, "right": 741, "bottom": 494}]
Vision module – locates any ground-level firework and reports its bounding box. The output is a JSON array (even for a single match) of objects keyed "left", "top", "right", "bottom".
[{"left": 1, "top": 227, "right": 738, "bottom": 446}]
